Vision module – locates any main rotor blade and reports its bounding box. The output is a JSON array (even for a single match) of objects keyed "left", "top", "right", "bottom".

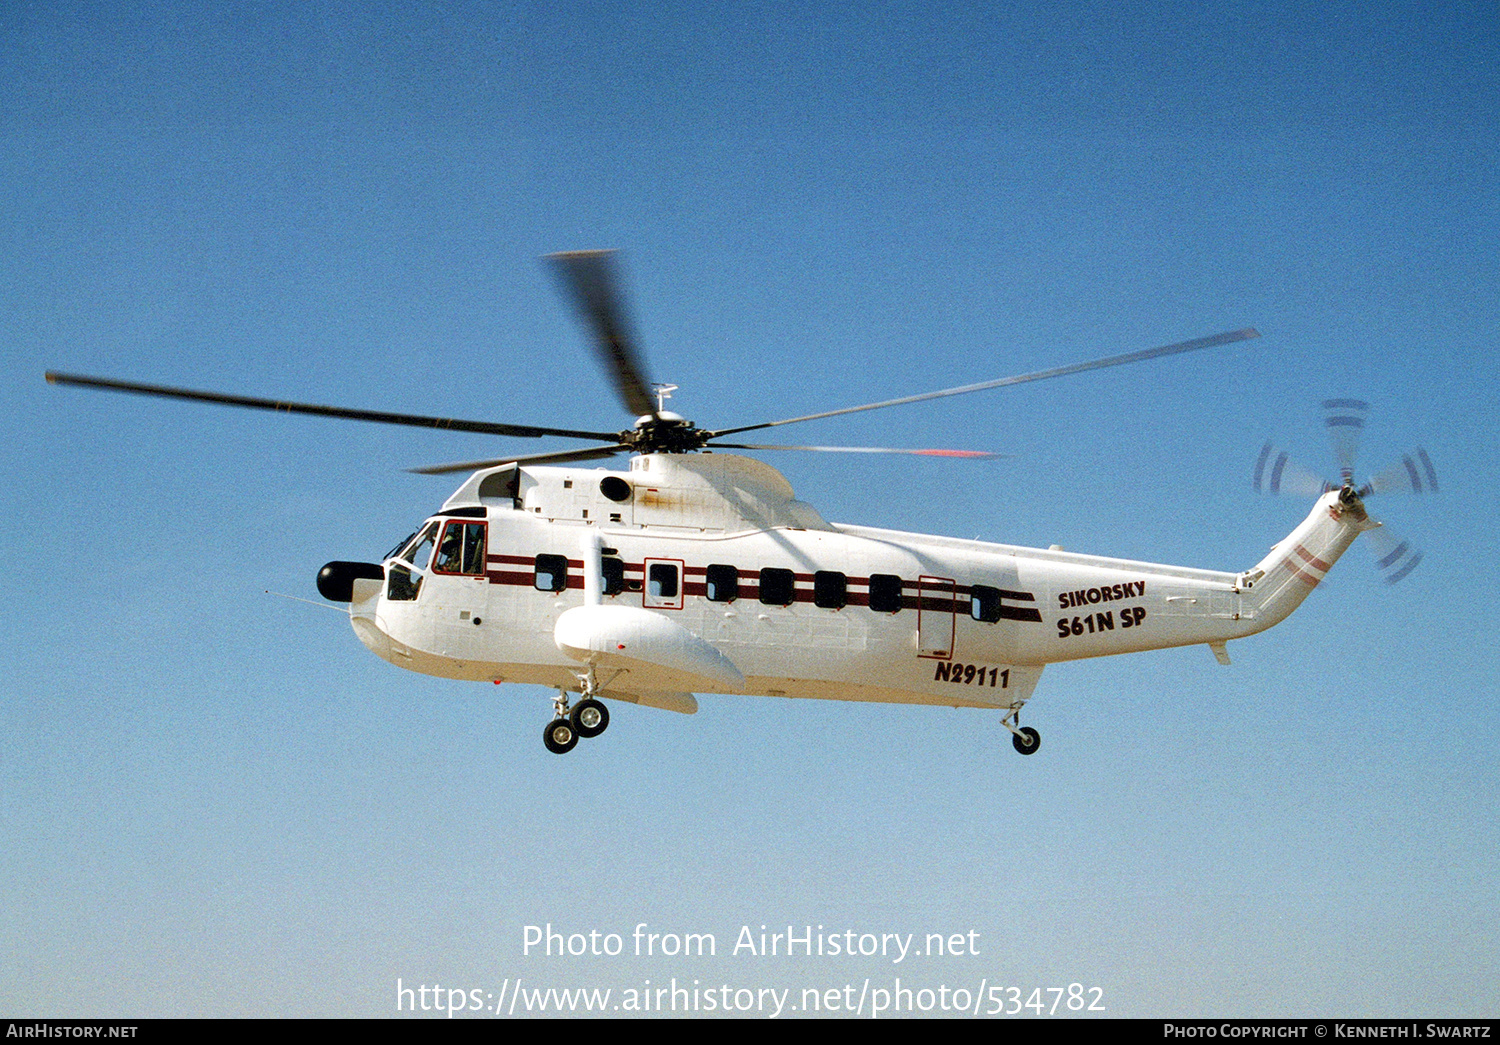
[
  {"left": 546, "top": 250, "right": 659, "bottom": 420},
  {"left": 408, "top": 444, "right": 629, "bottom": 475},
  {"left": 44, "top": 372, "right": 621, "bottom": 442},
  {"left": 706, "top": 442, "right": 1002, "bottom": 458},
  {"left": 711, "top": 328, "right": 1261, "bottom": 439}
]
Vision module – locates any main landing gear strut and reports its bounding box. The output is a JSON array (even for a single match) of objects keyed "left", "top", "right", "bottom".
[
  {"left": 1001, "top": 704, "right": 1041, "bottom": 756},
  {"left": 543, "top": 668, "right": 612, "bottom": 755}
]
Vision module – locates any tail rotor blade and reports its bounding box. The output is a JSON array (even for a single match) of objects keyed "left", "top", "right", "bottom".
[
  {"left": 1365, "top": 448, "right": 1439, "bottom": 496},
  {"left": 1322, "top": 398, "right": 1368, "bottom": 485},
  {"left": 1253, "top": 442, "right": 1333, "bottom": 497},
  {"left": 1366, "top": 526, "right": 1423, "bottom": 584}
]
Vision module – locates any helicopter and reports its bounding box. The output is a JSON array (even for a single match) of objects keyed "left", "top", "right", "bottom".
[{"left": 45, "top": 251, "right": 1429, "bottom": 756}]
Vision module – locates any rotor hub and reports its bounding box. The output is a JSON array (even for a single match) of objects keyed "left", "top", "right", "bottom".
[
  {"left": 623, "top": 414, "right": 709, "bottom": 454},
  {"left": 1334, "top": 482, "right": 1370, "bottom": 522}
]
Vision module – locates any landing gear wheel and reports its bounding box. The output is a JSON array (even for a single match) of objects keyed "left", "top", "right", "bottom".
[
  {"left": 543, "top": 718, "right": 578, "bottom": 755},
  {"left": 571, "top": 698, "right": 609, "bottom": 739},
  {"left": 1012, "top": 726, "right": 1041, "bottom": 756}
]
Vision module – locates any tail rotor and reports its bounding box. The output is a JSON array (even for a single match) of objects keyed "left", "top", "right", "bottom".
[{"left": 1255, "top": 401, "right": 1436, "bottom": 584}]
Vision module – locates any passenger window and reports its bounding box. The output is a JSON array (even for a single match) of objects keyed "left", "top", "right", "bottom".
[
  {"left": 759, "top": 567, "right": 795, "bottom": 606},
  {"left": 705, "top": 564, "right": 738, "bottom": 603},
  {"left": 814, "top": 571, "right": 847, "bottom": 609},
  {"left": 601, "top": 556, "right": 625, "bottom": 597},
  {"left": 648, "top": 562, "right": 679, "bottom": 599},
  {"left": 432, "top": 521, "right": 487, "bottom": 576},
  {"left": 868, "top": 574, "right": 903, "bottom": 613},
  {"left": 535, "top": 554, "right": 569, "bottom": 593},
  {"left": 971, "top": 585, "right": 1002, "bottom": 623}
]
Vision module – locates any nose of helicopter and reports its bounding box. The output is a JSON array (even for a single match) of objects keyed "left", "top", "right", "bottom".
[
  {"left": 345, "top": 575, "right": 394, "bottom": 660},
  {"left": 350, "top": 612, "right": 393, "bottom": 659},
  {"left": 316, "top": 560, "right": 394, "bottom": 658}
]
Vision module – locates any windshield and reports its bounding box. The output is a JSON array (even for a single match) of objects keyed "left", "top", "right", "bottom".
[
  {"left": 393, "top": 520, "right": 439, "bottom": 569},
  {"left": 384, "top": 520, "right": 440, "bottom": 603},
  {"left": 382, "top": 531, "right": 416, "bottom": 562}
]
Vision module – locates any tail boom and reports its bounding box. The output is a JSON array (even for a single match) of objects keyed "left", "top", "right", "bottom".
[
  {"left": 1239, "top": 488, "right": 1377, "bottom": 632},
  {"left": 1010, "top": 489, "right": 1375, "bottom": 665}
]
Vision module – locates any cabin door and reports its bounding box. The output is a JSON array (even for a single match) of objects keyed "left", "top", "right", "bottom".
[
  {"left": 917, "top": 574, "right": 957, "bottom": 659},
  {"left": 428, "top": 519, "right": 490, "bottom": 657}
]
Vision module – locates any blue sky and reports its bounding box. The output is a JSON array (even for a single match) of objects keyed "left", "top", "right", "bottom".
[{"left": 3, "top": 0, "right": 1497, "bottom": 1018}]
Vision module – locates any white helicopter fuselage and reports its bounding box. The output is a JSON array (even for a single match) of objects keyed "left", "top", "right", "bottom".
[
  {"left": 50, "top": 249, "right": 1384, "bottom": 755},
  {"left": 345, "top": 452, "right": 1372, "bottom": 721}
]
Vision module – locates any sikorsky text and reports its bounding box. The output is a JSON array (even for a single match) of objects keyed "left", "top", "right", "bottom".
[{"left": 1057, "top": 580, "right": 1147, "bottom": 609}]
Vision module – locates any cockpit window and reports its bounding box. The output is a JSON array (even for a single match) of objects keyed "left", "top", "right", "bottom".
[
  {"left": 385, "top": 520, "right": 440, "bottom": 601},
  {"left": 387, "top": 564, "right": 421, "bottom": 601},
  {"left": 395, "top": 521, "right": 439, "bottom": 569},
  {"left": 432, "top": 521, "right": 487, "bottom": 576},
  {"left": 382, "top": 531, "right": 417, "bottom": 563}
]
